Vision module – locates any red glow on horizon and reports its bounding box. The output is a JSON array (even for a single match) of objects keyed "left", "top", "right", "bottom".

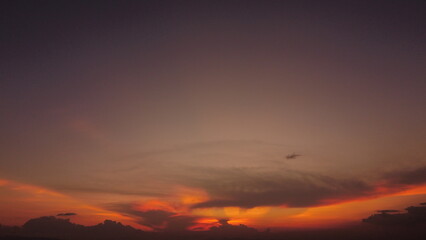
[{"left": 1, "top": 178, "right": 426, "bottom": 230}]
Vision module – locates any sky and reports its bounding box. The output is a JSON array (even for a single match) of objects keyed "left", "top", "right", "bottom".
[{"left": 1, "top": 0, "right": 426, "bottom": 231}]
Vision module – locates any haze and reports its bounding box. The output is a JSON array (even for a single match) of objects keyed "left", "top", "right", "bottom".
[{"left": 1, "top": 0, "right": 425, "bottom": 231}]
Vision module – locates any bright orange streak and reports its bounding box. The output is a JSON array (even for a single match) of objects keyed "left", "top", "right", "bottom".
[
  {"left": 190, "top": 218, "right": 220, "bottom": 231},
  {"left": 135, "top": 199, "right": 177, "bottom": 212},
  {"left": 392, "top": 184, "right": 426, "bottom": 196},
  {"left": 196, "top": 218, "right": 219, "bottom": 224},
  {"left": 266, "top": 184, "right": 426, "bottom": 229},
  {"left": 1, "top": 179, "right": 65, "bottom": 197},
  {"left": 228, "top": 218, "right": 250, "bottom": 225},
  {"left": 0, "top": 178, "right": 138, "bottom": 228}
]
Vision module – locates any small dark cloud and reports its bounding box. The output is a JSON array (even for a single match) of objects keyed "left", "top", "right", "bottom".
[
  {"left": 285, "top": 153, "right": 301, "bottom": 159},
  {"left": 57, "top": 213, "right": 77, "bottom": 217},
  {"left": 218, "top": 219, "right": 230, "bottom": 225}
]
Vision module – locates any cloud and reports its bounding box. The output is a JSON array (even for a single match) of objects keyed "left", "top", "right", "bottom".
[
  {"left": 107, "top": 203, "right": 198, "bottom": 231},
  {"left": 189, "top": 167, "right": 375, "bottom": 209},
  {"left": 209, "top": 218, "right": 258, "bottom": 235},
  {"left": 20, "top": 216, "right": 144, "bottom": 239},
  {"left": 57, "top": 213, "right": 77, "bottom": 217},
  {"left": 161, "top": 214, "right": 198, "bottom": 232},
  {"left": 186, "top": 164, "right": 426, "bottom": 209},
  {"left": 32, "top": 138, "right": 426, "bottom": 213},
  {"left": 384, "top": 166, "right": 426, "bottom": 186},
  {"left": 135, "top": 210, "right": 174, "bottom": 227},
  {"left": 363, "top": 202, "right": 426, "bottom": 226}
]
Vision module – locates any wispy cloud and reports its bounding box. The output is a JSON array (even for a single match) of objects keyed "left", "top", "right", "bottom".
[{"left": 187, "top": 167, "right": 375, "bottom": 208}]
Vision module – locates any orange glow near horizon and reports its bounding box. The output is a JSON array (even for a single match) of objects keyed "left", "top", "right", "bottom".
[
  {"left": 1, "top": 178, "right": 426, "bottom": 230},
  {"left": 0, "top": 178, "right": 137, "bottom": 228},
  {"left": 184, "top": 184, "right": 426, "bottom": 229},
  {"left": 260, "top": 184, "right": 426, "bottom": 229}
]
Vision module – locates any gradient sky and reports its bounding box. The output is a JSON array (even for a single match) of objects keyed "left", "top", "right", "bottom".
[{"left": 1, "top": 0, "right": 426, "bottom": 231}]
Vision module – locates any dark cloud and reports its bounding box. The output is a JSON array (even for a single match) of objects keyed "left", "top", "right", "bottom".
[
  {"left": 108, "top": 203, "right": 198, "bottom": 231},
  {"left": 363, "top": 202, "right": 426, "bottom": 226},
  {"left": 188, "top": 164, "right": 426, "bottom": 209},
  {"left": 21, "top": 216, "right": 143, "bottom": 239},
  {"left": 209, "top": 218, "right": 258, "bottom": 238},
  {"left": 136, "top": 210, "right": 174, "bottom": 227},
  {"left": 57, "top": 213, "right": 77, "bottom": 217},
  {"left": 189, "top": 168, "right": 375, "bottom": 209},
  {"left": 162, "top": 215, "right": 198, "bottom": 232},
  {"left": 384, "top": 166, "right": 426, "bottom": 186}
]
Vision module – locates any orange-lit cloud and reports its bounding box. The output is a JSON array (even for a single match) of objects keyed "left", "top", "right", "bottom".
[
  {"left": 247, "top": 184, "right": 426, "bottom": 229},
  {"left": 187, "top": 183, "right": 426, "bottom": 229},
  {"left": 2, "top": 173, "right": 426, "bottom": 231}
]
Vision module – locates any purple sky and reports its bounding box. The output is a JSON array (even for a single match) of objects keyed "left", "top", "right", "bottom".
[{"left": 1, "top": 0, "right": 426, "bottom": 229}]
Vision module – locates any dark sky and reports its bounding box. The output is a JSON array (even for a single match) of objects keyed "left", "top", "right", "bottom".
[{"left": 1, "top": 0, "right": 426, "bottom": 230}]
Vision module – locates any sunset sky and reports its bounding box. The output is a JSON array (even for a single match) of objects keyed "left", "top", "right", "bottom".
[{"left": 1, "top": 0, "right": 426, "bottom": 231}]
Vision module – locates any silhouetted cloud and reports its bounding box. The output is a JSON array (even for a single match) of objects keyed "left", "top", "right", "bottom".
[
  {"left": 209, "top": 218, "right": 258, "bottom": 237},
  {"left": 1, "top": 212, "right": 426, "bottom": 240},
  {"left": 108, "top": 203, "right": 198, "bottom": 231},
  {"left": 19, "top": 216, "right": 144, "bottom": 240},
  {"left": 162, "top": 215, "right": 198, "bottom": 232},
  {"left": 363, "top": 202, "right": 426, "bottom": 226},
  {"left": 57, "top": 213, "right": 77, "bottom": 217},
  {"left": 23, "top": 216, "right": 81, "bottom": 234},
  {"left": 136, "top": 210, "right": 174, "bottom": 227}
]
